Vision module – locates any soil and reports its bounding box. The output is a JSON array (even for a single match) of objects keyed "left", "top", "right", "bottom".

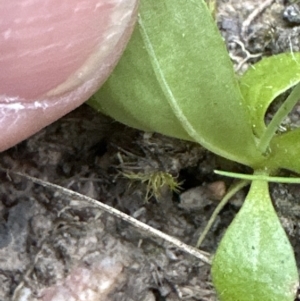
[{"left": 2, "top": 1, "right": 300, "bottom": 300}]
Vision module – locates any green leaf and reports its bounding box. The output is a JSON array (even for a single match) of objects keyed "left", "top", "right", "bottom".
[
  {"left": 266, "top": 128, "right": 300, "bottom": 174},
  {"left": 90, "top": 0, "right": 261, "bottom": 167},
  {"left": 239, "top": 52, "right": 300, "bottom": 138},
  {"left": 89, "top": 25, "right": 190, "bottom": 141},
  {"left": 211, "top": 180, "right": 298, "bottom": 301},
  {"left": 255, "top": 82, "right": 300, "bottom": 155}
]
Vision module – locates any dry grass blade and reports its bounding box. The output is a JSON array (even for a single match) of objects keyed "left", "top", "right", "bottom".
[{"left": 10, "top": 171, "right": 211, "bottom": 265}]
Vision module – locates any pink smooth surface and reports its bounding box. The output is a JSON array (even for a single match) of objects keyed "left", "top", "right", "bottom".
[{"left": 0, "top": 0, "right": 138, "bottom": 151}]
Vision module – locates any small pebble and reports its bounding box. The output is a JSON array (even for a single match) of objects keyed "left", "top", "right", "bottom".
[
  {"left": 41, "top": 258, "right": 123, "bottom": 301},
  {"left": 283, "top": 4, "right": 300, "bottom": 24}
]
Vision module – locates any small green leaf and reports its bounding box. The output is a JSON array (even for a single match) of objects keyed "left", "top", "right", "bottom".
[
  {"left": 212, "top": 180, "right": 298, "bottom": 301},
  {"left": 266, "top": 128, "right": 300, "bottom": 174},
  {"left": 239, "top": 52, "right": 300, "bottom": 138},
  {"left": 91, "top": 0, "right": 261, "bottom": 166}
]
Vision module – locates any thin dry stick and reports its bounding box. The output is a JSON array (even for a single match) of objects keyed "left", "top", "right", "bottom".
[
  {"left": 242, "top": 0, "right": 275, "bottom": 37},
  {"left": 196, "top": 180, "right": 249, "bottom": 248},
  {"left": 11, "top": 171, "right": 211, "bottom": 265}
]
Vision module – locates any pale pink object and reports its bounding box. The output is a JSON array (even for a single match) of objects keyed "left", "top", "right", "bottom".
[
  {"left": 0, "top": 0, "right": 138, "bottom": 151},
  {"left": 41, "top": 259, "right": 123, "bottom": 301}
]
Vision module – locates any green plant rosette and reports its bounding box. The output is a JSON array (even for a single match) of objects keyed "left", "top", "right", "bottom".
[{"left": 89, "top": 1, "right": 300, "bottom": 300}]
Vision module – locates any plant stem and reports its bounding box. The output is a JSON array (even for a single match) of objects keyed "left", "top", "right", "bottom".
[
  {"left": 257, "top": 82, "right": 300, "bottom": 154},
  {"left": 215, "top": 170, "right": 300, "bottom": 183},
  {"left": 196, "top": 180, "right": 249, "bottom": 248}
]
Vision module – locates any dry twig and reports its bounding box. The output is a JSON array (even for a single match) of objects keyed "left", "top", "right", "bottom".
[
  {"left": 242, "top": 0, "right": 275, "bottom": 37},
  {"left": 10, "top": 170, "right": 211, "bottom": 265}
]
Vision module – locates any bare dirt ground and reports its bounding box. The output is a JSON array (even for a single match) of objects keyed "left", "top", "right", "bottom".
[{"left": 1, "top": 1, "right": 300, "bottom": 300}]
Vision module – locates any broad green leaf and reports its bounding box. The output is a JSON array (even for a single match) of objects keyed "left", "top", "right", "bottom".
[
  {"left": 212, "top": 180, "right": 298, "bottom": 301},
  {"left": 91, "top": 0, "right": 261, "bottom": 167},
  {"left": 239, "top": 53, "right": 300, "bottom": 138},
  {"left": 265, "top": 128, "right": 300, "bottom": 174},
  {"left": 89, "top": 25, "right": 190, "bottom": 141}
]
